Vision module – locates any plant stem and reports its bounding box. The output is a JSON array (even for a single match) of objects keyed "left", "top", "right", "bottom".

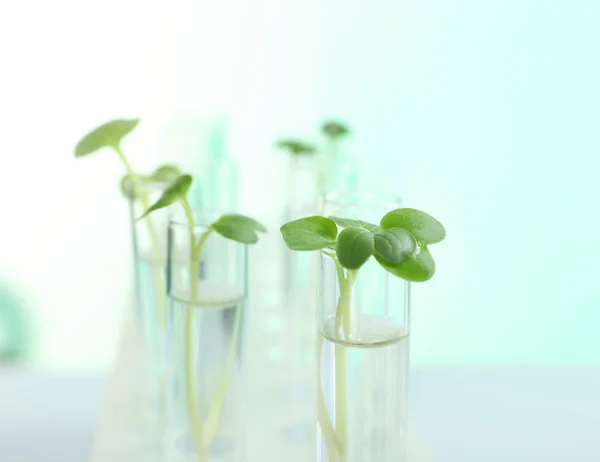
[
  {"left": 115, "top": 145, "right": 167, "bottom": 324},
  {"left": 334, "top": 267, "right": 356, "bottom": 462},
  {"left": 317, "top": 335, "right": 341, "bottom": 462},
  {"left": 181, "top": 202, "right": 244, "bottom": 457},
  {"left": 183, "top": 201, "right": 208, "bottom": 462},
  {"left": 192, "top": 225, "right": 243, "bottom": 448},
  {"left": 319, "top": 253, "right": 354, "bottom": 462},
  {"left": 185, "top": 308, "right": 208, "bottom": 462},
  {"left": 335, "top": 269, "right": 356, "bottom": 339},
  {"left": 202, "top": 297, "right": 242, "bottom": 446}
]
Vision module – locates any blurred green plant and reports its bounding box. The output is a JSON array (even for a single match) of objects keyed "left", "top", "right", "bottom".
[
  {"left": 74, "top": 119, "right": 181, "bottom": 322},
  {"left": 140, "top": 174, "right": 265, "bottom": 462},
  {"left": 276, "top": 139, "right": 316, "bottom": 156},
  {"left": 321, "top": 120, "right": 350, "bottom": 139},
  {"left": 318, "top": 119, "right": 352, "bottom": 194}
]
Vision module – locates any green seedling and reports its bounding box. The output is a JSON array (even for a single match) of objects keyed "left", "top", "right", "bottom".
[
  {"left": 276, "top": 139, "right": 317, "bottom": 156},
  {"left": 75, "top": 119, "right": 182, "bottom": 322},
  {"left": 318, "top": 119, "right": 351, "bottom": 194},
  {"left": 140, "top": 174, "right": 265, "bottom": 462},
  {"left": 281, "top": 208, "right": 445, "bottom": 462},
  {"left": 277, "top": 138, "right": 318, "bottom": 212},
  {"left": 321, "top": 120, "right": 350, "bottom": 139}
]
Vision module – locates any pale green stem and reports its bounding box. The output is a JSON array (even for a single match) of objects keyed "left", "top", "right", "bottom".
[
  {"left": 115, "top": 145, "right": 167, "bottom": 324},
  {"left": 317, "top": 335, "right": 341, "bottom": 462},
  {"left": 318, "top": 252, "right": 352, "bottom": 462},
  {"left": 323, "top": 249, "right": 357, "bottom": 462},
  {"left": 185, "top": 309, "right": 207, "bottom": 462},
  {"left": 197, "top": 224, "right": 243, "bottom": 446},
  {"left": 335, "top": 269, "right": 356, "bottom": 339},
  {"left": 182, "top": 199, "right": 209, "bottom": 462},
  {"left": 181, "top": 201, "right": 244, "bottom": 457},
  {"left": 334, "top": 268, "right": 356, "bottom": 462},
  {"left": 202, "top": 298, "right": 242, "bottom": 445}
]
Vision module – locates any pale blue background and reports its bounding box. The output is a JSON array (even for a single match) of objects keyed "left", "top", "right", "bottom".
[
  {"left": 0, "top": 0, "right": 598, "bottom": 369},
  {"left": 223, "top": 0, "right": 600, "bottom": 365}
]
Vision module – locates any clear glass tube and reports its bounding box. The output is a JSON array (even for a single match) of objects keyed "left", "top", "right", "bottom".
[
  {"left": 128, "top": 181, "right": 172, "bottom": 428},
  {"left": 284, "top": 154, "right": 320, "bottom": 319},
  {"left": 188, "top": 117, "right": 239, "bottom": 213},
  {"left": 279, "top": 154, "right": 321, "bottom": 446},
  {"left": 165, "top": 209, "right": 248, "bottom": 462},
  {"left": 190, "top": 157, "right": 239, "bottom": 213},
  {"left": 317, "top": 190, "right": 409, "bottom": 462},
  {"left": 321, "top": 139, "right": 359, "bottom": 195}
]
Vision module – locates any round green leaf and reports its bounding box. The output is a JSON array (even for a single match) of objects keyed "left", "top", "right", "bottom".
[
  {"left": 321, "top": 121, "right": 350, "bottom": 138},
  {"left": 329, "top": 216, "right": 379, "bottom": 232},
  {"left": 374, "top": 228, "right": 416, "bottom": 265},
  {"left": 380, "top": 208, "right": 446, "bottom": 245},
  {"left": 276, "top": 139, "right": 316, "bottom": 155},
  {"left": 280, "top": 216, "right": 338, "bottom": 251},
  {"left": 138, "top": 174, "right": 192, "bottom": 219},
  {"left": 335, "top": 227, "right": 375, "bottom": 270},
  {"left": 152, "top": 164, "right": 182, "bottom": 183},
  {"left": 211, "top": 221, "right": 258, "bottom": 244},
  {"left": 75, "top": 119, "right": 139, "bottom": 157},
  {"left": 216, "top": 214, "right": 267, "bottom": 233},
  {"left": 376, "top": 247, "right": 436, "bottom": 282}
]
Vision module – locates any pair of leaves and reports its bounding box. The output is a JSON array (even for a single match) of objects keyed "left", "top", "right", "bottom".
[
  {"left": 321, "top": 120, "right": 350, "bottom": 139},
  {"left": 280, "top": 208, "right": 446, "bottom": 282},
  {"left": 75, "top": 119, "right": 139, "bottom": 157},
  {"left": 121, "top": 164, "right": 182, "bottom": 199},
  {"left": 335, "top": 223, "right": 416, "bottom": 271},
  {"left": 139, "top": 174, "right": 267, "bottom": 245},
  {"left": 280, "top": 215, "right": 415, "bottom": 270},
  {"left": 279, "top": 215, "right": 380, "bottom": 253},
  {"left": 378, "top": 208, "right": 445, "bottom": 282},
  {"left": 77, "top": 120, "right": 267, "bottom": 247},
  {"left": 276, "top": 120, "right": 349, "bottom": 156},
  {"left": 276, "top": 139, "right": 316, "bottom": 156}
]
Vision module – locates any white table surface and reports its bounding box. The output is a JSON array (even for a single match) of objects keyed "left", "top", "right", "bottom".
[
  {"left": 2, "top": 361, "right": 598, "bottom": 462},
  {"left": 0, "top": 368, "right": 105, "bottom": 462}
]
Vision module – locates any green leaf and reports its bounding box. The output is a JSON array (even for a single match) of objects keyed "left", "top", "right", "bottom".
[
  {"left": 336, "top": 227, "right": 375, "bottom": 269},
  {"left": 138, "top": 174, "right": 192, "bottom": 219},
  {"left": 376, "top": 247, "right": 436, "bottom": 282},
  {"left": 151, "top": 164, "right": 182, "bottom": 183},
  {"left": 321, "top": 120, "right": 350, "bottom": 138},
  {"left": 215, "top": 214, "right": 267, "bottom": 233},
  {"left": 211, "top": 221, "right": 259, "bottom": 244},
  {"left": 373, "top": 228, "right": 416, "bottom": 265},
  {"left": 276, "top": 139, "right": 316, "bottom": 155},
  {"left": 329, "top": 216, "right": 379, "bottom": 232},
  {"left": 380, "top": 208, "right": 446, "bottom": 245},
  {"left": 75, "top": 119, "right": 139, "bottom": 157},
  {"left": 210, "top": 214, "right": 267, "bottom": 244},
  {"left": 280, "top": 216, "right": 338, "bottom": 251}
]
